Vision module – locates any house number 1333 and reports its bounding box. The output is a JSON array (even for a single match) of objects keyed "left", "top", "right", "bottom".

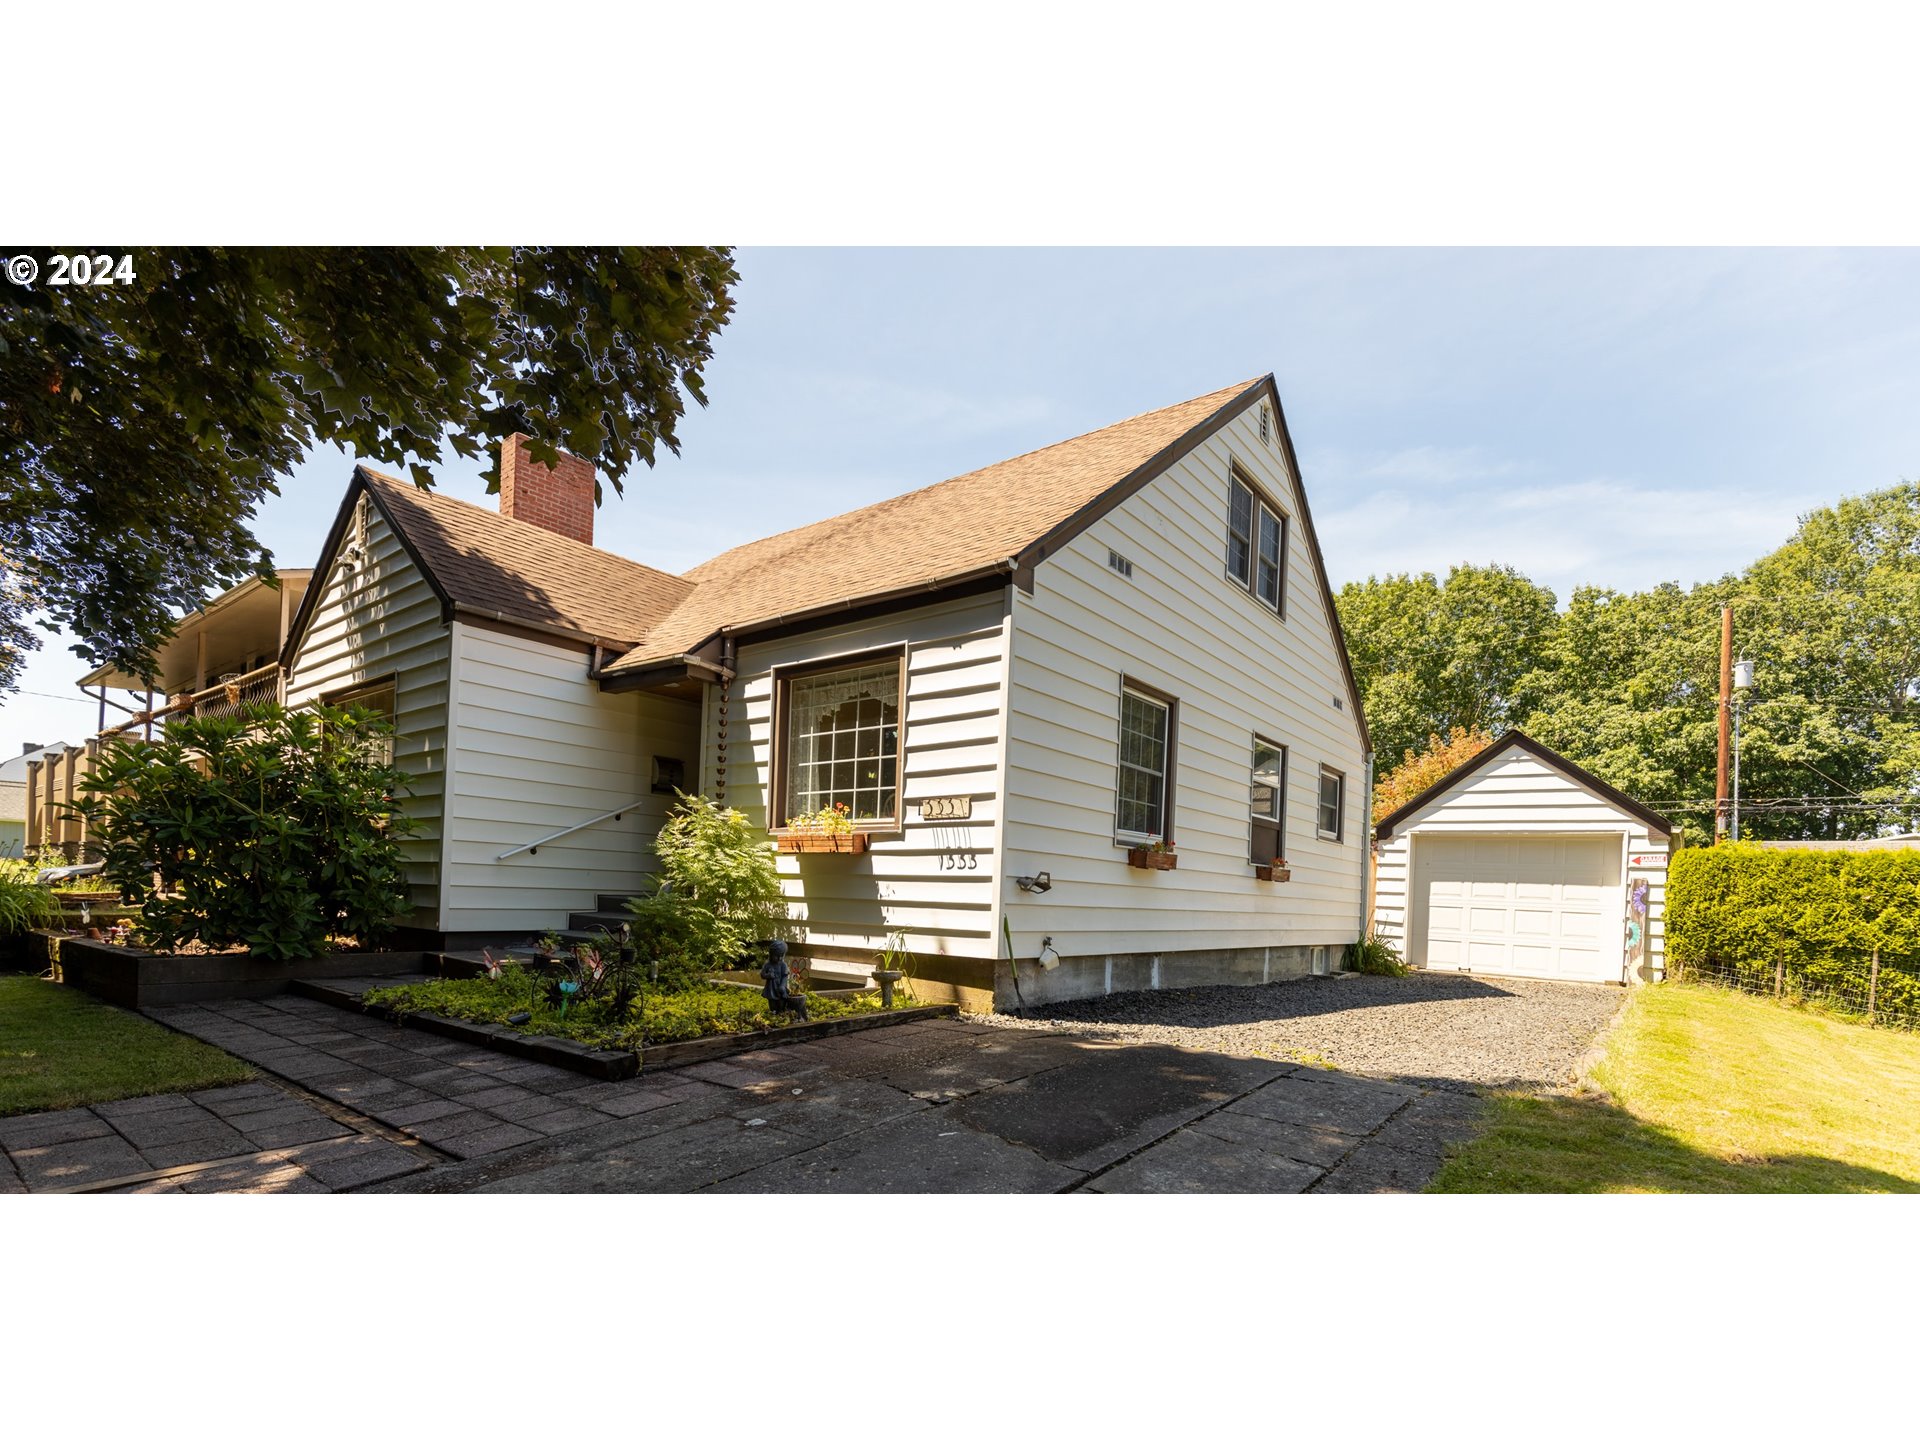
[{"left": 938, "top": 852, "right": 978, "bottom": 871}]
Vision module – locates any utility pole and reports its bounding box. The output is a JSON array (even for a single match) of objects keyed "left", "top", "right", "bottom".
[{"left": 1715, "top": 605, "right": 1732, "bottom": 843}]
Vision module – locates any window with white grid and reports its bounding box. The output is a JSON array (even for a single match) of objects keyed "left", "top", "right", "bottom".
[{"left": 781, "top": 658, "right": 902, "bottom": 824}]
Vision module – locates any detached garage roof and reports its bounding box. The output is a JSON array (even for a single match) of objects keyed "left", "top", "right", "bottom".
[{"left": 1374, "top": 730, "right": 1671, "bottom": 841}]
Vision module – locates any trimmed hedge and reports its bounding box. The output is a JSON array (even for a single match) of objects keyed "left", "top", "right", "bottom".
[{"left": 1665, "top": 844, "right": 1920, "bottom": 1024}]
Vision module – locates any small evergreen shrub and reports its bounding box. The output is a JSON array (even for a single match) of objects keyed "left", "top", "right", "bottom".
[
  {"left": 76, "top": 703, "right": 415, "bottom": 961},
  {"left": 1665, "top": 844, "right": 1920, "bottom": 1025}
]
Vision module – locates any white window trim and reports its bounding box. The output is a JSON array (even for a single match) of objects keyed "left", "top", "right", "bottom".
[
  {"left": 1251, "top": 734, "right": 1287, "bottom": 866},
  {"left": 1114, "top": 681, "right": 1176, "bottom": 845},
  {"left": 769, "top": 645, "right": 908, "bottom": 833},
  {"left": 1317, "top": 764, "right": 1346, "bottom": 842}
]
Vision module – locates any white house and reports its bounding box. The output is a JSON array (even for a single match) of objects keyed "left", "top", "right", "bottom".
[
  {"left": 281, "top": 376, "right": 1372, "bottom": 1009},
  {"left": 1372, "top": 730, "right": 1672, "bottom": 985}
]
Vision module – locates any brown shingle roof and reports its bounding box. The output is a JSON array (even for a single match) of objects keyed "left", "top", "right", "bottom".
[
  {"left": 602, "top": 377, "right": 1265, "bottom": 673},
  {"left": 358, "top": 468, "right": 694, "bottom": 648}
]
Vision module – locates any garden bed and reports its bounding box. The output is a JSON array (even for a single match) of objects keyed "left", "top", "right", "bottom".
[
  {"left": 296, "top": 975, "right": 955, "bottom": 1078},
  {"left": 32, "top": 931, "right": 443, "bottom": 1008}
]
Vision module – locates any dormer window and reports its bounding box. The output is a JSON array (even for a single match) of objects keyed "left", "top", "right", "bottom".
[{"left": 1226, "top": 466, "right": 1286, "bottom": 615}]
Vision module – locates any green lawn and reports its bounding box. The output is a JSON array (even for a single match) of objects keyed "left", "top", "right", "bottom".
[
  {"left": 1430, "top": 983, "right": 1920, "bottom": 1193},
  {"left": 0, "top": 975, "right": 254, "bottom": 1117}
]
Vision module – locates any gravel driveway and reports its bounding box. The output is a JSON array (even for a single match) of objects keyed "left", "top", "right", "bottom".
[{"left": 976, "top": 972, "right": 1628, "bottom": 1092}]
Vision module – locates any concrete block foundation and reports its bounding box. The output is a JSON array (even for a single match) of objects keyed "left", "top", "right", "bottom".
[{"left": 996, "top": 943, "right": 1344, "bottom": 1010}]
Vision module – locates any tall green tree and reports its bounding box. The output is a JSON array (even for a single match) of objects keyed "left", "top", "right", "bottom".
[
  {"left": 0, "top": 246, "right": 739, "bottom": 694},
  {"left": 1335, "top": 563, "right": 1559, "bottom": 766},
  {"left": 1523, "top": 486, "right": 1920, "bottom": 843}
]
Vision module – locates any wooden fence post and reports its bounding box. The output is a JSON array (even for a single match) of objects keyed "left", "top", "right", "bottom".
[
  {"left": 1869, "top": 948, "right": 1880, "bottom": 1024},
  {"left": 1774, "top": 956, "right": 1784, "bottom": 1000}
]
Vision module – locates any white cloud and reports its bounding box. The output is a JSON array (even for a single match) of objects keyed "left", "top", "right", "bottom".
[{"left": 1307, "top": 435, "right": 1815, "bottom": 598}]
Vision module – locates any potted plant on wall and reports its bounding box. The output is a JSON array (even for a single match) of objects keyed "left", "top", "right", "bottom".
[
  {"left": 1126, "top": 835, "right": 1177, "bottom": 871},
  {"left": 1254, "top": 856, "right": 1292, "bottom": 882},
  {"left": 778, "top": 801, "right": 870, "bottom": 854}
]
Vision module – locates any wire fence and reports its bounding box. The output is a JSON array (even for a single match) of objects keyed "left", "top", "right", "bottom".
[{"left": 1672, "top": 952, "right": 1920, "bottom": 1030}]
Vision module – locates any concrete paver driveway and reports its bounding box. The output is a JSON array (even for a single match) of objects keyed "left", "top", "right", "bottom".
[
  {"left": 111, "top": 979, "right": 1601, "bottom": 1193},
  {"left": 363, "top": 1017, "right": 1483, "bottom": 1194}
]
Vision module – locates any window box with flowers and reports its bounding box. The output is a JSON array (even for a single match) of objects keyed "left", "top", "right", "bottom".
[
  {"left": 1125, "top": 836, "right": 1177, "bottom": 871},
  {"left": 1254, "top": 860, "right": 1292, "bottom": 882},
  {"left": 776, "top": 802, "right": 871, "bottom": 854}
]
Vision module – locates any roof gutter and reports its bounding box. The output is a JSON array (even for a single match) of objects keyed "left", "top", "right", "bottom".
[
  {"left": 712, "top": 558, "right": 1020, "bottom": 640},
  {"left": 447, "top": 602, "right": 637, "bottom": 657},
  {"left": 599, "top": 558, "right": 1019, "bottom": 690}
]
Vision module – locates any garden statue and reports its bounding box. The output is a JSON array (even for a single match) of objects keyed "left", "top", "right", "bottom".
[{"left": 759, "top": 938, "right": 810, "bottom": 1021}]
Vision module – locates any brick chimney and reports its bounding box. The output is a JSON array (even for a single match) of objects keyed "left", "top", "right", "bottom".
[{"left": 500, "top": 433, "right": 597, "bottom": 546}]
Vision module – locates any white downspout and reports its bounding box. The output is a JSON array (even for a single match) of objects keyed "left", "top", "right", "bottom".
[{"left": 1356, "top": 750, "right": 1374, "bottom": 954}]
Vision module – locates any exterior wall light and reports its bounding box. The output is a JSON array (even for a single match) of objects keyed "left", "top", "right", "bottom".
[{"left": 1015, "top": 871, "right": 1052, "bottom": 893}]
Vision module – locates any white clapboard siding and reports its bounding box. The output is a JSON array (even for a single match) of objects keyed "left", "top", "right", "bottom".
[
  {"left": 1373, "top": 745, "right": 1671, "bottom": 977},
  {"left": 440, "top": 622, "right": 700, "bottom": 932},
  {"left": 1002, "top": 400, "right": 1369, "bottom": 961},
  {"left": 707, "top": 590, "right": 1010, "bottom": 961},
  {"left": 284, "top": 495, "right": 450, "bottom": 927}
]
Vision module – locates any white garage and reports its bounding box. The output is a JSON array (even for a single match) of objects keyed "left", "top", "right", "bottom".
[{"left": 1372, "top": 732, "right": 1672, "bottom": 985}]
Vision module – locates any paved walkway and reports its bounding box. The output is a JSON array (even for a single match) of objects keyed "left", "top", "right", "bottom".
[
  {"left": 6, "top": 990, "right": 1486, "bottom": 1194},
  {"left": 0, "top": 1081, "right": 429, "bottom": 1194},
  {"left": 346, "top": 1012, "right": 1482, "bottom": 1194}
]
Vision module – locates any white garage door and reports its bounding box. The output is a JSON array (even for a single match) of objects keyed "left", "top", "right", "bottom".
[{"left": 1416, "top": 835, "right": 1622, "bottom": 983}]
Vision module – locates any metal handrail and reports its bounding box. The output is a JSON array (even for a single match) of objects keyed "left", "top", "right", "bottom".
[{"left": 497, "top": 799, "right": 650, "bottom": 861}]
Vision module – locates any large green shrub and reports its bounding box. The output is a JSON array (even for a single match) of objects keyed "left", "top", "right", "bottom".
[
  {"left": 1665, "top": 844, "right": 1920, "bottom": 1023},
  {"left": 626, "top": 794, "right": 794, "bottom": 985},
  {"left": 76, "top": 703, "right": 414, "bottom": 961}
]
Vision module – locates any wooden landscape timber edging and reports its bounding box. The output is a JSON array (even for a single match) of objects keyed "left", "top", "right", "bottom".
[
  {"left": 290, "top": 976, "right": 959, "bottom": 1080},
  {"left": 32, "top": 932, "right": 437, "bottom": 1008}
]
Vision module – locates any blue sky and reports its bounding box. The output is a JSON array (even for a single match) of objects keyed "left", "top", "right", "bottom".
[{"left": 6, "top": 246, "right": 1918, "bottom": 754}]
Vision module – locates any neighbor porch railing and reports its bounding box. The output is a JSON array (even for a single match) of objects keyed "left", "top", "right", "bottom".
[{"left": 25, "top": 663, "right": 285, "bottom": 859}]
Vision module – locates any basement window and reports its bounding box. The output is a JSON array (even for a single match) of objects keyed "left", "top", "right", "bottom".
[{"left": 775, "top": 652, "right": 903, "bottom": 827}]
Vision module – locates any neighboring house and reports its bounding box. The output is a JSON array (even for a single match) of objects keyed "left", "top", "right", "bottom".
[
  {"left": 0, "top": 780, "right": 25, "bottom": 858},
  {"left": 282, "top": 376, "right": 1372, "bottom": 1008},
  {"left": 24, "top": 572, "right": 311, "bottom": 858},
  {"left": 1, "top": 743, "right": 71, "bottom": 785},
  {"left": 1373, "top": 730, "right": 1672, "bottom": 985}
]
